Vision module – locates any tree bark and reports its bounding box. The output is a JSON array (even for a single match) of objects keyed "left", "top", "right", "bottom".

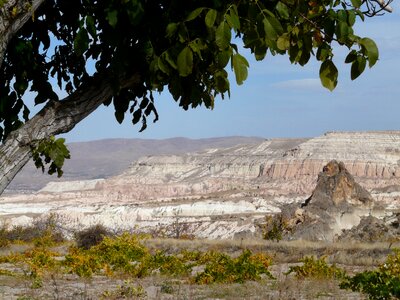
[
  {"left": 0, "top": 0, "right": 45, "bottom": 68},
  {"left": 0, "top": 73, "right": 140, "bottom": 194}
]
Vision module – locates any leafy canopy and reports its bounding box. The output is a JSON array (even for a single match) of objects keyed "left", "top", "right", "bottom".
[{"left": 0, "top": 0, "right": 382, "bottom": 174}]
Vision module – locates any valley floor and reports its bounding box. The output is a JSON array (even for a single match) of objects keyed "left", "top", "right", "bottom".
[{"left": 1, "top": 238, "right": 397, "bottom": 300}]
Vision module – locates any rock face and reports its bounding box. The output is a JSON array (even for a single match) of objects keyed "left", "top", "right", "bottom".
[
  {"left": 1, "top": 131, "right": 400, "bottom": 240},
  {"left": 304, "top": 160, "right": 374, "bottom": 209},
  {"left": 262, "top": 131, "right": 400, "bottom": 180},
  {"left": 339, "top": 214, "right": 400, "bottom": 243},
  {"left": 94, "top": 131, "right": 400, "bottom": 203},
  {"left": 277, "top": 161, "right": 374, "bottom": 241}
]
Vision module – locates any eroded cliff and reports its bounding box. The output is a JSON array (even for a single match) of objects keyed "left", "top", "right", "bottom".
[{"left": 1, "top": 131, "right": 400, "bottom": 239}]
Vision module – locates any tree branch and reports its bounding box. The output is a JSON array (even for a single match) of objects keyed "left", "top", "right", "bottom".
[
  {"left": 0, "top": 0, "right": 45, "bottom": 68},
  {"left": 0, "top": 72, "right": 141, "bottom": 194}
]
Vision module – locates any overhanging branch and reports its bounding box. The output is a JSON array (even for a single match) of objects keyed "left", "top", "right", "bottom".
[
  {"left": 0, "top": 71, "right": 140, "bottom": 194},
  {"left": 0, "top": 0, "right": 45, "bottom": 68}
]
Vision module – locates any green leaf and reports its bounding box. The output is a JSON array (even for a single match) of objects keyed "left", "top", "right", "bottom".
[
  {"left": 215, "top": 21, "right": 231, "bottom": 50},
  {"left": 268, "top": 15, "right": 284, "bottom": 35},
  {"left": 162, "top": 51, "right": 177, "bottom": 69},
  {"left": 359, "top": 37, "right": 379, "bottom": 67},
  {"left": 355, "top": 9, "right": 365, "bottom": 21},
  {"left": 86, "top": 16, "right": 96, "bottom": 39},
  {"left": 254, "top": 44, "right": 267, "bottom": 61},
  {"left": 337, "top": 10, "right": 347, "bottom": 22},
  {"left": 158, "top": 56, "right": 170, "bottom": 75},
  {"left": 351, "top": 56, "right": 366, "bottom": 80},
  {"left": 351, "top": 0, "right": 362, "bottom": 8},
  {"left": 336, "top": 21, "right": 350, "bottom": 41},
  {"left": 345, "top": 50, "right": 357, "bottom": 64},
  {"left": 316, "top": 45, "right": 331, "bottom": 61},
  {"left": 73, "top": 28, "right": 89, "bottom": 56},
  {"left": 205, "top": 9, "right": 217, "bottom": 28},
  {"left": 263, "top": 18, "right": 277, "bottom": 40},
  {"left": 186, "top": 7, "right": 206, "bottom": 21},
  {"left": 166, "top": 23, "right": 178, "bottom": 38},
  {"left": 189, "top": 38, "right": 207, "bottom": 59},
  {"left": 226, "top": 6, "right": 240, "bottom": 31},
  {"left": 319, "top": 60, "right": 338, "bottom": 91},
  {"left": 216, "top": 49, "right": 232, "bottom": 68},
  {"left": 347, "top": 10, "right": 356, "bottom": 26},
  {"left": 277, "top": 34, "right": 290, "bottom": 50},
  {"left": 232, "top": 53, "right": 249, "bottom": 85},
  {"left": 276, "top": 2, "right": 289, "bottom": 19},
  {"left": 263, "top": 16, "right": 283, "bottom": 40},
  {"left": 177, "top": 47, "right": 193, "bottom": 77},
  {"left": 214, "top": 70, "right": 230, "bottom": 93},
  {"left": 178, "top": 23, "right": 189, "bottom": 43},
  {"left": 106, "top": 10, "right": 118, "bottom": 27}
]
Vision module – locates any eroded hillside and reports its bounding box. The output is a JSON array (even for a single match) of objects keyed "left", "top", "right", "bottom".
[{"left": 1, "top": 131, "right": 400, "bottom": 240}]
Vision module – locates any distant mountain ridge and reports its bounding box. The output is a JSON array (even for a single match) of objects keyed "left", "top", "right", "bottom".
[
  {"left": 6, "top": 136, "right": 265, "bottom": 193},
  {"left": 3, "top": 131, "right": 400, "bottom": 240}
]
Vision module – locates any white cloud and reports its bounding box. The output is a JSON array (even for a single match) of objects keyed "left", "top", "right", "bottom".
[{"left": 271, "top": 78, "right": 322, "bottom": 91}]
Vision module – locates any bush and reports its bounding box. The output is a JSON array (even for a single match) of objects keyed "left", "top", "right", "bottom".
[
  {"left": 340, "top": 249, "right": 400, "bottom": 299},
  {"left": 75, "top": 224, "right": 111, "bottom": 249},
  {"left": 150, "top": 250, "right": 192, "bottom": 276},
  {"left": 262, "top": 215, "right": 286, "bottom": 242},
  {"left": 0, "top": 246, "right": 59, "bottom": 284},
  {"left": 194, "top": 249, "right": 274, "bottom": 284},
  {"left": 92, "top": 233, "right": 150, "bottom": 274},
  {"left": 0, "top": 223, "right": 10, "bottom": 248},
  {"left": 65, "top": 233, "right": 151, "bottom": 277},
  {"left": 0, "top": 214, "right": 64, "bottom": 246},
  {"left": 64, "top": 247, "right": 103, "bottom": 277},
  {"left": 286, "top": 256, "right": 346, "bottom": 280}
]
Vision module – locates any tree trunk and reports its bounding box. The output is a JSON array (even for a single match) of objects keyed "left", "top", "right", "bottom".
[
  {"left": 0, "top": 1, "right": 141, "bottom": 195},
  {"left": 0, "top": 73, "right": 140, "bottom": 194},
  {"left": 0, "top": 0, "right": 45, "bottom": 68}
]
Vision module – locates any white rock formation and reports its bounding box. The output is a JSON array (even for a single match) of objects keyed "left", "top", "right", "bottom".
[
  {"left": 1, "top": 131, "right": 400, "bottom": 239},
  {"left": 40, "top": 179, "right": 105, "bottom": 193}
]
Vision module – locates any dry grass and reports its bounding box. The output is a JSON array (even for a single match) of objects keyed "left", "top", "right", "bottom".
[
  {"left": 145, "top": 237, "right": 397, "bottom": 266},
  {"left": 1, "top": 235, "right": 395, "bottom": 299}
]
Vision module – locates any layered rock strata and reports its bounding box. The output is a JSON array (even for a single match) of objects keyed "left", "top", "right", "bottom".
[
  {"left": 97, "top": 131, "right": 400, "bottom": 201},
  {"left": 1, "top": 131, "right": 400, "bottom": 239}
]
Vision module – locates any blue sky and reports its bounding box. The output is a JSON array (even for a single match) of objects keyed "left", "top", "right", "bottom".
[{"left": 59, "top": 5, "right": 400, "bottom": 142}]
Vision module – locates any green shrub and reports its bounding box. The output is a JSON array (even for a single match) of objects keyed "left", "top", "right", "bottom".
[
  {"left": 286, "top": 256, "right": 346, "bottom": 280},
  {"left": 179, "top": 249, "right": 203, "bottom": 262},
  {"left": 64, "top": 246, "right": 103, "bottom": 277},
  {"left": 91, "top": 233, "right": 150, "bottom": 275},
  {"left": 262, "top": 215, "right": 287, "bottom": 242},
  {"left": 195, "top": 249, "right": 274, "bottom": 284},
  {"left": 64, "top": 233, "right": 150, "bottom": 277},
  {"left": 0, "top": 245, "right": 59, "bottom": 285},
  {"left": 150, "top": 250, "right": 192, "bottom": 276},
  {"left": 340, "top": 249, "right": 400, "bottom": 300}
]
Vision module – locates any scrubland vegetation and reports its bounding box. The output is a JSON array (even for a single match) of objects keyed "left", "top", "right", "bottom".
[{"left": 0, "top": 216, "right": 400, "bottom": 299}]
